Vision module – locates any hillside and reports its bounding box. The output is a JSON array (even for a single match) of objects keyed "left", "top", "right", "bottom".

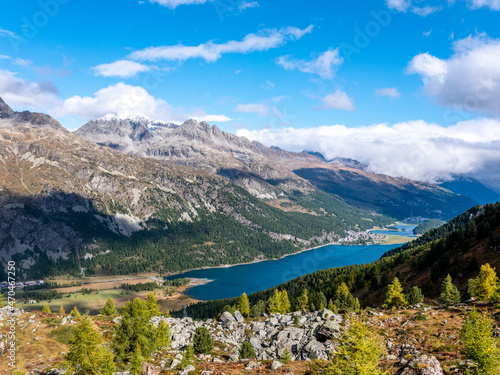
[
  {"left": 182, "top": 203, "right": 500, "bottom": 319},
  {"left": 76, "top": 114, "right": 476, "bottom": 220},
  {"left": 0, "top": 99, "right": 391, "bottom": 280}
]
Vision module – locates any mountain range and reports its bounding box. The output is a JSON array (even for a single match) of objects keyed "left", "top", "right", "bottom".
[{"left": 0, "top": 98, "right": 485, "bottom": 279}]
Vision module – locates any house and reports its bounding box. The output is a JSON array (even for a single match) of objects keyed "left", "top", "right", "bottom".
[
  {"left": 25, "top": 281, "right": 37, "bottom": 287},
  {"left": 15, "top": 282, "right": 24, "bottom": 289},
  {"left": 28, "top": 300, "right": 37, "bottom": 304}
]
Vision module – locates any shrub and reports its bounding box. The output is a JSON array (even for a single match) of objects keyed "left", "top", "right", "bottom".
[
  {"left": 239, "top": 340, "right": 256, "bottom": 359},
  {"left": 193, "top": 326, "right": 214, "bottom": 354}
]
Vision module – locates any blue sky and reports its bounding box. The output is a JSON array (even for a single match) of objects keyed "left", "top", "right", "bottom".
[{"left": 1, "top": 0, "right": 500, "bottom": 185}]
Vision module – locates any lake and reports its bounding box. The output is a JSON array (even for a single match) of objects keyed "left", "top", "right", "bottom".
[{"left": 167, "top": 225, "right": 416, "bottom": 301}]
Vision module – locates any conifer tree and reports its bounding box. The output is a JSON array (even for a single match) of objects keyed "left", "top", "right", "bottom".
[
  {"left": 179, "top": 345, "right": 195, "bottom": 369},
  {"left": 297, "top": 289, "right": 309, "bottom": 311},
  {"left": 42, "top": 303, "right": 51, "bottom": 314},
  {"left": 66, "top": 315, "right": 103, "bottom": 375},
  {"left": 59, "top": 305, "right": 65, "bottom": 316},
  {"left": 383, "top": 277, "right": 407, "bottom": 309},
  {"left": 353, "top": 298, "right": 361, "bottom": 313},
  {"left": 239, "top": 340, "right": 256, "bottom": 359},
  {"left": 467, "top": 263, "right": 499, "bottom": 301},
  {"left": 70, "top": 306, "right": 81, "bottom": 318},
  {"left": 328, "top": 318, "right": 384, "bottom": 374},
  {"left": 268, "top": 289, "right": 282, "bottom": 314},
  {"left": 157, "top": 319, "right": 171, "bottom": 349},
  {"left": 461, "top": 309, "right": 500, "bottom": 375},
  {"left": 407, "top": 286, "right": 424, "bottom": 305},
  {"left": 281, "top": 347, "right": 292, "bottom": 364},
  {"left": 98, "top": 345, "right": 116, "bottom": 375},
  {"left": 101, "top": 298, "right": 118, "bottom": 316},
  {"left": 193, "top": 326, "right": 213, "bottom": 354},
  {"left": 129, "top": 344, "right": 143, "bottom": 375},
  {"left": 279, "top": 290, "right": 291, "bottom": 314},
  {"left": 440, "top": 274, "right": 461, "bottom": 305},
  {"left": 146, "top": 292, "right": 161, "bottom": 318},
  {"left": 0, "top": 291, "right": 5, "bottom": 308},
  {"left": 237, "top": 293, "right": 250, "bottom": 318},
  {"left": 327, "top": 299, "right": 335, "bottom": 312}
]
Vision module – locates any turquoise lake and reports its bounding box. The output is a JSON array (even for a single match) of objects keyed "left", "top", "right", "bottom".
[{"left": 167, "top": 225, "right": 416, "bottom": 301}]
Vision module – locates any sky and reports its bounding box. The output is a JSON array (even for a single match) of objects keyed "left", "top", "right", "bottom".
[{"left": 0, "top": 0, "right": 500, "bottom": 186}]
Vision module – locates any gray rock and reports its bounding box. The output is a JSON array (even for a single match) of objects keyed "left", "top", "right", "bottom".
[
  {"left": 170, "top": 358, "right": 181, "bottom": 369},
  {"left": 321, "top": 308, "right": 335, "bottom": 320},
  {"left": 271, "top": 360, "right": 283, "bottom": 370},
  {"left": 397, "top": 355, "right": 443, "bottom": 375},
  {"left": 220, "top": 311, "right": 236, "bottom": 325},
  {"left": 233, "top": 310, "right": 245, "bottom": 323},
  {"left": 316, "top": 320, "right": 341, "bottom": 341},
  {"left": 180, "top": 364, "right": 196, "bottom": 375},
  {"left": 245, "top": 360, "right": 262, "bottom": 370},
  {"left": 142, "top": 362, "right": 161, "bottom": 375}
]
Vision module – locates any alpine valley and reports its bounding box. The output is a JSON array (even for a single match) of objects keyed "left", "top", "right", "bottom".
[{"left": 0, "top": 98, "right": 479, "bottom": 280}]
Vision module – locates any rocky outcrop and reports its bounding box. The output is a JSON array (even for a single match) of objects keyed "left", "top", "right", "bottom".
[{"left": 396, "top": 355, "right": 444, "bottom": 375}]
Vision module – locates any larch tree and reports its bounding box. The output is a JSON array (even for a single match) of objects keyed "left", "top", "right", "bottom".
[
  {"left": 467, "top": 263, "right": 499, "bottom": 301},
  {"left": 237, "top": 293, "right": 250, "bottom": 318},
  {"left": 383, "top": 277, "right": 407, "bottom": 309},
  {"left": 100, "top": 298, "right": 118, "bottom": 316},
  {"left": 146, "top": 292, "right": 161, "bottom": 318},
  {"left": 440, "top": 274, "right": 461, "bottom": 305}
]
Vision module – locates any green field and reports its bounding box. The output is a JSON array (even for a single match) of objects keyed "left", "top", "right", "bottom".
[{"left": 17, "top": 289, "right": 154, "bottom": 314}]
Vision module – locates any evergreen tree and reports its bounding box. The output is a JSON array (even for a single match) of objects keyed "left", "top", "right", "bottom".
[
  {"left": 59, "top": 305, "right": 66, "bottom": 316},
  {"left": 250, "top": 300, "right": 266, "bottom": 318},
  {"left": 66, "top": 315, "right": 103, "bottom": 375},
  {"left": 281, "top": 347, "right": 292, "bottom": 364},
  {"left": 353, "top": 298, "right": 361, "bottom": 313},
  {"left": 179, "top": 345, "right": 195, "bottom": 369},
  {"left": 193, "top": 326, "right": 213, "bottom": 354},
  {"left": 461, "top": 309, "right": 500, "bottom": 375},
  {"left": 70, "top": 306, "right": 81, "bottom": 318},
  {"left": 129, "top": 344, "right": 143, "bottom": 375},
  {"left": 157, "top": 319, "right": 171, "bottom": 348},
  {"left": 268, "top": 289, "right": 282, "bottom": 314},
  {"left": 98, "top": 345, "right": 116, "bottom": 375},
  {"left": 0, "top": 291, "right": 5, "bottom": 308},
  {"left": 327, "top": 299, "right": 335, "bottom": 312},
  {"left": 101, "top": 298, "right": 118, "bottom": 316},
  {"left": 42, "top": 303, "right": 51, "bottom": 314},
  {"left": 297, "top": 289, "right": 309, "bottom": 311},
  {"left": 146, "top": 292, "right": 161, "bottom": 318},
  {"left": 383, "top": 277, "right": 407, "bottom": 309},
  {"left": 407, "top": 286, "right": 424, "bottom": 305},
  {"left": 440, "top": 274, "right": 461, "bottom": 305},
  {"left": 237, "top": 293, "right": 250, "bottom": 318},
  {"left": 112, "top": 298, "right": 157, "bottom": 364},
  {"left": 239, "top": 340, "right": 256, "bottom": 359},
  {"left": 467, "top": 263, "right": 499, "bottom": 301},
  {"left": 279, "top": 290, "right": 291, "bottom": 314},
  {"left": 328, "top": 318, "right": 384, "bottom": 374}
]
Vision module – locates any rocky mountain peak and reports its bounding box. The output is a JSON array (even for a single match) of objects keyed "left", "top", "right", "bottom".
[
  {"left": 0, "top": 97, "right": 64, "bottom": 130},
  {"left": 0, "top": 97, "right": 14, "bottom": 118}
]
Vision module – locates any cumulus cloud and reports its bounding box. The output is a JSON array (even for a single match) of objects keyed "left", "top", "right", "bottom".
[
  {"left": 93, "top": 60, "right": 150, "bottom": 78},
  {"left": 466, "top": 0, "right": 500, "bottom": 10},
  {"left": 276, "top": 48, "right": 343, "bottom": 79},
  {"left": 236, "top": 118, "right": 500, "bottom": 183},
  {"left": 376, "top": 87, "right": 401, "bottom": 98},
  {"left": 190, "top": 113, "right": 232, "bottom": 122},
  {"left": 149, "top": 0, "right": 211, "bottom": 8},
  {"left": 318, "top": 90, "right": 355, "bottom": 111},
  {"left": 385, "top": 0, "right": 411, "bottom": 11},
  {"left": 239, "top": 1, "right": 259, "bottom": 10},
  {"left": 408, "top": 34, "right": 500, "bottom": 116},
  {"left": 52, "top": 82, "right": 179, "bottom": 121},
  {"left": 0, "top": 69, "right": 59, "bottom": 109},
  {"left": 128, "top": 25, "right": 313, "bottom": 62},
  {"left": 411, "top": 5, "right": 442, "bottom": 16}
]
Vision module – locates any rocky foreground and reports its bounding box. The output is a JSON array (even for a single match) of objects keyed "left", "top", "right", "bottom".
[{"left": 1, "top": 305, "right": 499, "bottom": 374}]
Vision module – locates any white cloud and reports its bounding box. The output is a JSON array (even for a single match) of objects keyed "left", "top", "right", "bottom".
[
  {"left": 93, "top": 60, "right": 150, "bottom": 78},
  {"left": 13, "top": 58, "right": 33, "bottom": 67},
  {"left": 52, "top": 82, "right": 178, "bottom": 121},
  {"left": 318, "top": 90, "right": 355, "bottom": 111},
  {"left": 190, "top": 113, "right": 232, "bottom": 122},
  {"left": 466, "top": 0, "right": 500, "bottom": 10},
  {"left": 0, "top": 69, "right": 59, "bottom": 109},
  {"left": 239, "top": 1, "right": 259, "bottom": 10},
  {"left": 0, "top": 27, "right": 18, "bottom": 39},
  {"left": 375, "top": 87, "right": 401, "bottom": 99},
  {"left": 385, "top": 0, "right": 411, "bottom": 11},
  {"left": 408, "top": 34, "right": 500, "bottom": 116},
  {"left": 149, "top": 0, "right": 211, "bottom": 9},
  {"left": 0, "top": 55, "right": 10, "bottom": 59},
  {"left": 236, "top": 118, "right": 500, "bottom": 183},
  {"left": 234, "top": 103, "right": 269, "bottom": 117},
  {"left": 423, "top": 29, "right": 432, "bottom": 37},
  {"left": 276, "top": 48, "right": 343, "bottom": 79},
  {"left": 128, "top": 25, "right": 313, "bottom": 62},
  {"left": 411, "top": 5, "right": 442, "bottom": 16}
]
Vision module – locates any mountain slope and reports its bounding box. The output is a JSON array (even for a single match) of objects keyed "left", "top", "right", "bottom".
[
  {"left": 439, "top": 176, "right": 500, "bottom": 204},
  {"left": 0, "top": 99, "right": 391, "bottom": 279},
  {"left": 76, "top": 115, "right": 476, "bottom": 220},
  {"left": 183, "top": 202, "right": 500, "bottom": 319}
]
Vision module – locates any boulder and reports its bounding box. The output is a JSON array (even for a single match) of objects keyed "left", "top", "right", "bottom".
[
  {"left": 219, "top": 311, "right": 236, "bottom": 326},
  {"left": 270, "top": 360, "right": 283, "bottom": 370},
  {"left": 316, "top": 320, "right": 341, "bottom": 341},
  {"left": 180, "top": 364, "right": 196, "bottom": 375},
  {"left": 233, "top": 310, "right": 245, "bottom": 323},
  {"left": 397, "top": 355, "right": 444, "bottom": 375},
  {"left": 302, "top": 339, "right": 327, "bottom": 360}
]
